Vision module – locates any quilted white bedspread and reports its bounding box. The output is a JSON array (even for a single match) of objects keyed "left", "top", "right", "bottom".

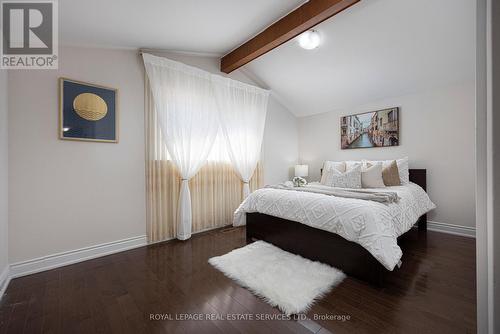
[{"left": 234, "top": 182, "right": 436, "bottom": 271}]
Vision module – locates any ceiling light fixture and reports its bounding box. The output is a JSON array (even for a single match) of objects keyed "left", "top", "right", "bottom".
[{"left": 297, "top": 30, "right": 321, "bottom": 50}]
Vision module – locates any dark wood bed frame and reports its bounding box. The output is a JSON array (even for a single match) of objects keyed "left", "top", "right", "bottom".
[{"left": 246, "top": 169, "right": 427, "bottom": 286}]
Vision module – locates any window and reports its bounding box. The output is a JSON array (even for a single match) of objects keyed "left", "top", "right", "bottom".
[{"left": 157, "top": 130, "right": 231, "bottom": 163}]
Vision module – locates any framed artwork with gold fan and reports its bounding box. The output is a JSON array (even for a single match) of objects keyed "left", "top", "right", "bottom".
[{"left": 59, "top": 78, "right": 118, "bottom": 142}]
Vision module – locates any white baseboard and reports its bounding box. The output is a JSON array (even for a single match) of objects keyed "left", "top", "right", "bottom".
[
  {"left": 9, "top": 235, "right": 147, "bottom": 279},
  {"left": 3, "top": 226, "right": 236, "bottom": 297},
  {"left": 0, "top": 266, "right": 10, "bottom": 300},
  {"left": 427, "top": 221, "right": 476, "bottom": 238},
  {"left": 4, "top": 226, "right": 229, "bottom": 295}
]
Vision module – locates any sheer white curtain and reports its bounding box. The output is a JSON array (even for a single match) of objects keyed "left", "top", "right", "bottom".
[
  {"left": 212, "top": 76, "right": 270, "bottom": 198},
  {"left": 143, "top": 53, "right": 219, "bottom": 240}
]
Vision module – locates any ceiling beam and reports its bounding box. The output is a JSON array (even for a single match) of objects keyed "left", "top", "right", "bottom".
[{"left": 220, "top": 0, "right": 360, "bottom": 73}]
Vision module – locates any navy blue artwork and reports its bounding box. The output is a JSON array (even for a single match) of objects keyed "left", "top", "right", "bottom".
[{"left": 60, "top": 79, "right": 117, "bottom": 142}]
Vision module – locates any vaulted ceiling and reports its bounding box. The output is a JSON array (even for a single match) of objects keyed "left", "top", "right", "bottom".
[
  {"left": 59, "top": 0, "right": 306, "bottom": 54},
  {"left": 60, "top": 0, "right": 475, "bottom": 117},
  {"left": 244, "top": 0, "right": 475, "bottom": 116}
]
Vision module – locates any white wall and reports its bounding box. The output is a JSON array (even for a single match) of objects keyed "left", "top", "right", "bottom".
[
  {"left": 262, "top": 97, "right": 298, "bottom": 184},
  {"left": 298, "top": 82, "right": 475, "bottom": 228},
  {"left": 0, "top": 70, "right": 8, "bottom": 283},
  {"left": 8, "top": 47, "right": 146, "bottom": 263},
  {"left": 7, "top": 46, "right": 298, "bottom": 263}
]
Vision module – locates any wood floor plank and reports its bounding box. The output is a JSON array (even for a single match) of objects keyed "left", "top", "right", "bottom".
[{"left": 0, "top": 227, "right": 476, "bottom": 334}]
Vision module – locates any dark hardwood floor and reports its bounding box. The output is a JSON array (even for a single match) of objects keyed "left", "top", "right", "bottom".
[{"left": 0, "top": 227, "right": 476, "bottom": 334}]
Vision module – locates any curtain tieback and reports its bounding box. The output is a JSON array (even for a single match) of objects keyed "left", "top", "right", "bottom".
[
  {"left": 181, "top": 178, "right": 189, "bottom": 181},
  {"left": 243, "top": 181, "right": 249, "bottom": 184}
]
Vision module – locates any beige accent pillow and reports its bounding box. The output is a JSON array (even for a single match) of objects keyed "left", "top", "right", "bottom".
[
  {"left": 361, "top": 163, "right": 386, "bottom": 188},
  {"left": 380, "top": 160, "right": 401, "bottom": 186},
  {"left": 366, "top": 157, "right": 408, "bottom": 185}
]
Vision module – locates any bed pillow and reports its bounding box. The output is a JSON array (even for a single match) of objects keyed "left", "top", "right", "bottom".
[
  {"left": 362, "top": 163, "right": 386, "bottom": 188},
  {"left": 320, "top": 161, "right": 346, "bottom": 184},
  {"left": 366, "top": 157, "right": 409, "bottom": 185},
  {"left": 393, "top": 157, "right": 409, "bottom": 184},
  {"left": 345, "top": 160, "right": 363, "bottom": 171},
  {"left": 322, "top": 161, "right": 346, "bottom": 172},
  {"left": 381, "top": 160, "right": 401, "bottom": 186},
  {"left": 322, "top": 165, "right": 362, "bottom": 189}
]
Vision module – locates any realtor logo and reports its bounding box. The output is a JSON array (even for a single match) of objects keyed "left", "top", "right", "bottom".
[{"left": 1, "top": 0, "right": 58, "bottom": 69}]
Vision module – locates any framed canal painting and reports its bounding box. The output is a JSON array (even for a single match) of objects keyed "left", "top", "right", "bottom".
[
  {"left": 341, "top": 107, "right": 399, "bottom": 149},
  {"left": 59, "top": 78, "right": 118, "bottom": 143}
]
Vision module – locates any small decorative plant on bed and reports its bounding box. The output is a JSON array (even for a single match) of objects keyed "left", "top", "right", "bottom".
[{"left": 292, "top": 176, "right": 307, "bottom": 187}]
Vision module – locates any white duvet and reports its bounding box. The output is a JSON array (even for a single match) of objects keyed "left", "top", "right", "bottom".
[{"left": 234, "top": 182, "right": 436, "bottom": 271}]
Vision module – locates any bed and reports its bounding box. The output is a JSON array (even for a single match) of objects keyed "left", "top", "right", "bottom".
[{"left": 235, "top": 169, "right": 434, "bottom": 286}]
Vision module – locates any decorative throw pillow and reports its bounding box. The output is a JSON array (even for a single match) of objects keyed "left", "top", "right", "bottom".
[
  {"left": 366, "top": 157, "right": 409, "bottom": 185},
  {"left": 381, "top": 160, "right": 401, "bottom": 186},
  {"left": 362, "top": 163, "right": 386, "bottom": 188},
  {"left": 322, "top": 165, "right": 362, "bottom": 189},
  {"left": 323, "top": 161, "right": 346, "bottom": 172},
  {"left": 345, "top": 160, "right": 362, "bottom": 171},
  {"left": 320, "top": 161, "right": 346, "bottom": 184}
]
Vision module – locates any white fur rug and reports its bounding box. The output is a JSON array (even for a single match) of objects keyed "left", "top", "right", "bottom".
[{"left": 208, "top": 241, "right": 346, "bottom": 315}]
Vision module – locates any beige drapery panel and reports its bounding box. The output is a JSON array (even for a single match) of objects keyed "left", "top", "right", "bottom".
[{"left": 145, "top": 79, "right": 263, "bottom": 243}]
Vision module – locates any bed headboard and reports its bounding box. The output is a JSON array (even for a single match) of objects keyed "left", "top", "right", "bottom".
[
  {"left": 409, "top": 169, "right": 427, "bottom": 230},
  {"left": 409, "top": 169, "right": 426, "bottom": 191}
]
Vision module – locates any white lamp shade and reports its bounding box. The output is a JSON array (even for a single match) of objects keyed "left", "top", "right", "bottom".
[{"left": 295, "top": 165, "right": 309, "bottom": 177}]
